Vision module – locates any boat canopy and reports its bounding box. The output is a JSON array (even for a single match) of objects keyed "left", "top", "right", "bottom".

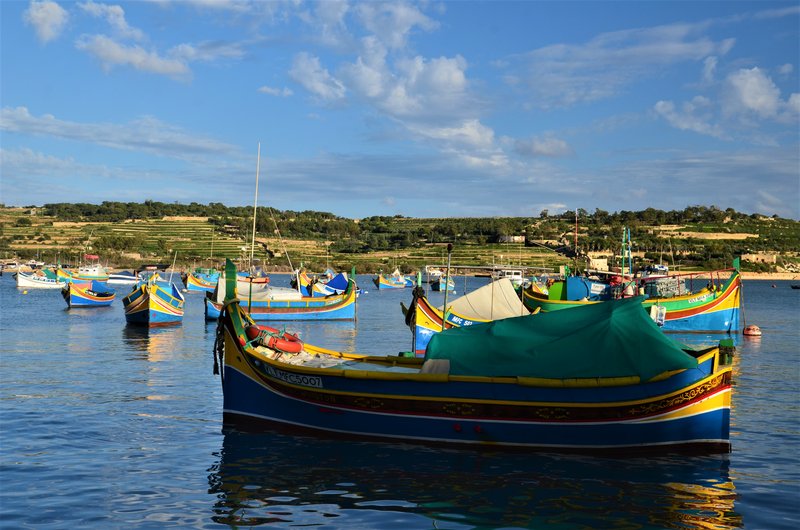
[
  {"left": 424, "top": 295, "right": 698, "bottom": 381},
  {"left": 326, "top": 272, "right": 349, "bottom": 291},
  {"left": 439, "top": 278, "right": 526, "bottom": 319}
]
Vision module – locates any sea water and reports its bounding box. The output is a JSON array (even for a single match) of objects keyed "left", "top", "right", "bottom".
[{"left": 0, "top": 274, "right": 798, "bottom": 529}]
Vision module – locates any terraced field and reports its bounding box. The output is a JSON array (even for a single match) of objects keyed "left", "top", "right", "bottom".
[{"left": 1, "top": 209, "right": 569, "bottom": 273}]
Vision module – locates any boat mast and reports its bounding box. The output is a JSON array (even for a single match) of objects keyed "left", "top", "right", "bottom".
[
  {"left": 574, "top": 209, "right": 579, "bottom": 273},
  {"left": 250, "top": 142, "right": 261, "bottom": 273},
  {"left": 441, "top": 243, "right": 453, "bottom": 332}
]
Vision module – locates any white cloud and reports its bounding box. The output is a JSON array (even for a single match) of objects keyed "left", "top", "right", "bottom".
[
  {"left": 788, "top": 93, "right": 800, "bottom": 114},
  {"left": 410, "top": 119, "right": 494, "bottom": 150},
  {"left": 310, "top": 0, "right": 351, "bottom": 48},
  {"left": 377, "top": 55, "right": 469, "bottom": 119},
  {"left": 515, "top": 136, "right": 572, "bottom": 158},
  {"left": 78, "top": 1, "right": 145, "bottom": 41},
  {"left": 169, "top": 41, "right": 245, "bottom": 62},
  {"left": 341, "top": 55, "right": 386, "bottom": 99},
  {"left": 702, "top": 56, "right": 718, "bottom": 84},
  {"left": 23, "top": 0, "right": 69, "bottom": 44},
  {"left": 778, "top": 63, "right": 794, "bottom": 75},
  {"left": 725, "top": 67, "right": 781, "bottom": 118},
  {"left": 75, "top": 34, "right": 190, "bottom": 78},
  {"left": 355, "top": 1, "right": 438, "bottom": 50},
  {"left": 507, "top": 21, "right": 736, "bottom": 108},
  {"left": 0, "top": 107, "right": 239, "bottom": 160},
  {"left": 258, "top": 86, "right": 293, "bottom": 97},
  {"left": 654, "top": 97, "right": 725, "bottom": 138},
  {"left": 404, "top": 119, "right": 508, "bottom": 170},
  {"left": 289, "top": 52, "right": 346, "bottom": 102}
]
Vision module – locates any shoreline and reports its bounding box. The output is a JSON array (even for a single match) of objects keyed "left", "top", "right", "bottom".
[
  {"left": 739, "top": 272, "right": 798, "bottom": 280},
  {"left": 2, "top": 265, "right": 797, "bottom": 282}
]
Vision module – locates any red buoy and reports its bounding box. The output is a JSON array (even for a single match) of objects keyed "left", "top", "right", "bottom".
[{"left": 743, "top": 325, "right": 762, "bottom": 336}]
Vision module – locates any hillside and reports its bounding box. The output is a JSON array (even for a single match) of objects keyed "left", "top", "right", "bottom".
[{"left": 1, "top": 204, "right": 798, "bottom": 274}]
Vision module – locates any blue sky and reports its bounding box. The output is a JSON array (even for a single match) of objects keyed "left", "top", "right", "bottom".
[{"left": 1, "top": 1, "right": 798, "bottom": 220}]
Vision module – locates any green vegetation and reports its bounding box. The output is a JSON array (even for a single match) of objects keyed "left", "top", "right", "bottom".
[{"left": 0, "top": 202, "right": 797, "bottom": 274}]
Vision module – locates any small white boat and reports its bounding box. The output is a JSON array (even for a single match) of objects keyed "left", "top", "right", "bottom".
[
  {"left": 492, "top": 268, "right": 526, "bottom": 288},
  {"left": 16, "top": 270, "right": 66, "bottom": 289},
  {"left": 107, "top": 270, "right": 140, "bottom": 285}
]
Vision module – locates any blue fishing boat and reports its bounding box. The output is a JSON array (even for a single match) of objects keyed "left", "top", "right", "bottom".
[
  {"left": 184, "top": 270, "right": 219, "bottom": 292},
  {"left": 123, "top": 276, "right": 185, "bottom": 326},
  {"left": 214, "top": 276, "right": 733, "bottom": 452},
  {"left": 311, "top": 272, "right": 362, "bottom": 297},
  {"left": 205, "top": 271, "right": 356, "bottom": 321},
  {"left": 523, "top": 267, "right": 742, "bottom": 333},
  {"left": 62, "top": 280, "right": 116, "bottom": 308},
  {"left": 372, "top": 269, "right": 413, "bottom": 289}
]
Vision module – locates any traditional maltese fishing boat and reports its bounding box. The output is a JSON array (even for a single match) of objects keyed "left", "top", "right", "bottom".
[
  {"left": 123, "top": 274, "right": 185, "bottom": 326},
  {"left": 56, "top": 254, "right": 109, "bottom": 283},
  {"left": 183, "top": 270, "right": 219, "bottom": 293},
  {"left": 205, "top": 275, "right": 357, "bottom": 321},
  {"left": 522, "top": 266, "right": 741, "bottom": 333},
  {"left": 372, "top": 269, "right": 413, "bottom": 289},
  {"left": 62, "top": 280, "right": 115, "bottom": 308},
  {"left": 214, "top": 260, "right": 733, "bottom": 453}
]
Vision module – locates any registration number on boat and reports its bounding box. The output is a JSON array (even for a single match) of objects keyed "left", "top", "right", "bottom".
[
  {"left": 266, "top": 366, "right": 323, "bottom": 388},
  {"left": 687, "top": 294, "right": 711, "bottom": 304}
]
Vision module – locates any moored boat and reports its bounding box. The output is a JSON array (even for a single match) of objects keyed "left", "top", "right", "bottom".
[
  {"left": 184, "top": 271, "right": 219, "bottom": 292},
  {"left": 429, "top": 275, "right": 455, "bottom": 292},
  {"left": 522, "top": 267, "right": 742, "bottom": 333},
  {"left": 62, "top": 280, "right": 115, "bottom": 308},
  {"left": 56, "top": 254, "right": 109, "bottom": 283},
  {"left": 311, "top": 271, "right": 362, "bottom": 297},
  {"left": 214, "top": 291, "right": 733, "bottom": 453},
  {"left": 107, "top": 270, "right": 140, "bottom": 286},
  {"left": 123, "top": 277, "right": 185, "bottom": 326},
  {"left": 206, "top": 265, "right": 357, "bottom": 321},
  {"left": 372, "top": 269, "right": 413, "bottom": 289},
  {"left": 403, "top": 278, "right": 529, "bottom": 355},
  {"left": 15, "top": 269, "right": 65, "bottom": 289}
]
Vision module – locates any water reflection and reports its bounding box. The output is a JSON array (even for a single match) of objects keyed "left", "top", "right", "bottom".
[
  {"left": 121, "top": 324, "right": 183, "bottom": 362},
  {"left": 208, "top": 429, "right": 742, "bottom": 529}
]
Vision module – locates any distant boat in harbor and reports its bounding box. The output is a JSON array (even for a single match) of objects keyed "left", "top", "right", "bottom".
[
  {"left": 107, "top": 270, "right": 140, "bottom": 286},
  {"left": 16, "top": 269, "right": 65, "bottom": 289}
]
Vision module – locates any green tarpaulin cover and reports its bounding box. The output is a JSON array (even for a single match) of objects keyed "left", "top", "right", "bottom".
[{"left": 424, "top": 296, "right": 698, "bottom": 381}]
